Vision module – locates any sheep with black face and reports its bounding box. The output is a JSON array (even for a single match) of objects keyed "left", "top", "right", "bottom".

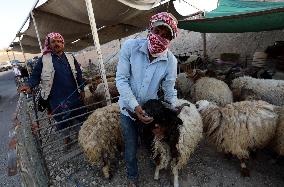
[{"left": 142, "top": 99, "right": 203, "bottom": 187}]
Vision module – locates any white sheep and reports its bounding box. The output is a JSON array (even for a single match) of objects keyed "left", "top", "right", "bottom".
[
  {"left": 175, "top": 73, "right": 194, "bottom": 100},
  {"left": 83, "top": 82, "right": 119, "bottom": 109},
  {"left": 78, "top": 103, "right": 122, "bottom": 179},
  {"left": 272, "top": 106, "right": 284, "bottom": 155},
  {"left": 191, "top": 77, "right": 233, "bottom": 106},
  {"left": 144, "top": 99, "right": 203, "bottom": 187},
  {"left": 93, "top": 81, "right": 119, "bottom": 107},
  {"left": 231, "top": 76, "right": 284, "bottom": 106},
  {"left": 196, "top": 100, "right": 279, "bottom": 176}
]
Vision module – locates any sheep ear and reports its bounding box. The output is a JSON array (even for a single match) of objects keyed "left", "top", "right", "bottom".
[{"left": 176, "top": 103, "right": 191, "bottom": 115}]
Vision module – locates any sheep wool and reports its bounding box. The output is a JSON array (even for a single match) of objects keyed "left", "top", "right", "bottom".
[
  {"left": 176, "top": 73, "right": 194, "bottom": 99},
  {"left": 197, "top": 100, "right": 278, "bottom": 160},
  {"left": 191, "top": 77, "right": 233, "bottom": 106},
  {"left": 78, "top": 103, "right": 122, "bottom": 174},
  {"left": 231, "top": 76, "right": 284, "bottom": 106},
  {"left": 273, "top": 106, "right": 284, "bottom": 155},
  {"left": 153, "top": 99, "right": 203, "bottom": 187}
]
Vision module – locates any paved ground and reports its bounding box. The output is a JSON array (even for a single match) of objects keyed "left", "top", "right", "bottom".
[{"left": 0, "top": 70, "right": 21, "bottom": 187}]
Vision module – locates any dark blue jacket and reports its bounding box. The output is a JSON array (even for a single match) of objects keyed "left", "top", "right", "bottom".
[{"left": 27, "top": 52, "right": 85, "bottom": 111}]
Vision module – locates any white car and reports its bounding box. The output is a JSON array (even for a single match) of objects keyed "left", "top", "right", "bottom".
[{"left": 0, "top": 61, "right": 12, "bottom": 72}]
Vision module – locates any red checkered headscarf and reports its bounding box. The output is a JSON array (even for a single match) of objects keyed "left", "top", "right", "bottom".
[
  {"left": 149, "top": 12, "right": 178, "bottom": 39},
  {"left": 43, "top": 32, "right": 64, "bottom": 55},
  {"left": 147, "top": 12, "right": 178, "bottom": 57}
]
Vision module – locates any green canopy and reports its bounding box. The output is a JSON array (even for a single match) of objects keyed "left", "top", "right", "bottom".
[{"left": 178, "top": 0, "right": 284, "bottom": 33}]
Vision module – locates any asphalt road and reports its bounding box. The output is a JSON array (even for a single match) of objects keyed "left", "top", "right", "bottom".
[{"left": 0, "top": 70, "right": 21, "bottom": 186}]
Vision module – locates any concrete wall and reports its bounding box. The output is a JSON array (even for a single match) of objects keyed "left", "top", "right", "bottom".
[
  {"left": 75, "top": 29, "right": 284, "bottom": 74},
  {"left": 171, "top": 29, "right": 284, "bottom": 60}
]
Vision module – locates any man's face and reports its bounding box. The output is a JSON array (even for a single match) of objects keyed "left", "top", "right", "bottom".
[
  {"left": 49, "top": 37, "right": 64, "bottom": 53},
  {"left": 151, "top": 25, "right": 172, "bottom": 41}
]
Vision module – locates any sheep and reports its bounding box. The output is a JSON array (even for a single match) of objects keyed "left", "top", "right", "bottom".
[
  {"left": 83, "top": 81, "right": 119, "bottom": 110},
  {"left": 191, "top": 77, "right": 233, "bottom": 106},
  {"left": 272, "top": 106, "right": 284, "bottom": 155},
  {"left": 78, "top": 103, "right": 122, "bottom": 179},
  {"left": 83, "top": 84, "right": 95, "bottom": 109},
  {"left": 196, "top": 100, "right": 279, "bottom": 176},
  {"left": 92, "top": 82, "right": 119, "bottom": 108},
  {"left": 175, "top": 73, "right": 194, "bottom": 99},
  {"left": 231, "top": 76, "right": 284, "bottom": 105},
  {"left": 142, "top": 99, "right": 203, "bottom": 187}
]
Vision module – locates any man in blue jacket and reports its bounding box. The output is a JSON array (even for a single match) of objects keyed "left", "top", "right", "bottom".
[
  {"left": 116, "top": 12, "right": 178, "bottom": 187},
  {"left": 19, "top": 32, "right": 86, "bottom": 147}
]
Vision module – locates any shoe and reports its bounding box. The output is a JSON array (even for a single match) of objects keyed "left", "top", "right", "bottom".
[{"left": 127, "top": 180, "right": 138, "bottom": 187}]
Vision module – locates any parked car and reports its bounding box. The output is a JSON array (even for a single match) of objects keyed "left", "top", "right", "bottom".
[
  {"left": 10, "top": 60, "right": 20, "bottom": 66},
  {"left": 0, "top": 61, "right": 12, "bottom": 72}
]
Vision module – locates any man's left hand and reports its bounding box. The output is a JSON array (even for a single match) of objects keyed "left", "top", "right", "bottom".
[{"left": 80, "top": 91, "right": 85, "bottom": 101}]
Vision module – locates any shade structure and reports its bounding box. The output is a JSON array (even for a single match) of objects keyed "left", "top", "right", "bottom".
[
  {"left": 11, "top": 0, "right": 181, "bottom": 53},
  {"left": 178, "top": 0, "right": 284, "bottom": 33}
]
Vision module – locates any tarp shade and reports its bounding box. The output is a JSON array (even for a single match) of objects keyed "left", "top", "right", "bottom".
[
  {"left": 178, "top": 0, "right": 284, "bottom": 33},
  {"left": 12, "top": 0, "right": 181, "bottom": 53}
]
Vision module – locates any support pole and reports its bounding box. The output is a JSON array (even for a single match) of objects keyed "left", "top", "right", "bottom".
[
  {"left": 6, "top": 51, "right": 11, "bottom": 62},
  {"left": 85, "top": 0, "right": 111, "bottom": 105},
  {"left": 202, "top": 33, "right": 207, "bottom": 63},
  {"left": 31, "top": 11, "right": 43, "bottom": 53},
  {"left": 12, "top": 51, "right": 16, "bottom": 60},
  {"left": 18, "top": 36, "right": 31, "bottom": 77},
  {"left": 8, "top": 0, "right": 40, "bottom": 49}
]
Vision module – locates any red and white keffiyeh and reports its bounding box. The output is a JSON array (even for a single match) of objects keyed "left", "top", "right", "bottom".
[
  {"left": 43, "top": 32, "right": 64, "bottom": 55},
  {"left": 147, "top": 12, "right": 178, "bottom": 57}
]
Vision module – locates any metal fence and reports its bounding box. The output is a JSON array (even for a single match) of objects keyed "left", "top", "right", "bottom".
[{"left": 13, "top": 90, "right": 118, "bottom": 186}]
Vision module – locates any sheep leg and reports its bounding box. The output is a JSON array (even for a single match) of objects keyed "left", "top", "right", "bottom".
[
  {"left": 240, "top": 159, "right": 250, "bottom": 177},
  {"left": 172, "top": 167, "right": 179, "bottom": 187},
  {"left": 154, "top": 166, "right": 161, "bottom": 180},
  {"left": 154, "top": 154, "right": 161, "bottom": 180},
  {"left": 102, "top": 153, "right": 112, "bottom": 179}
]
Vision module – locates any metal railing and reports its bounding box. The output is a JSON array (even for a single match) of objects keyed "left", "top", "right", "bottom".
[{"left": 14, "top": 90, "right": 119, "bottom": 186}]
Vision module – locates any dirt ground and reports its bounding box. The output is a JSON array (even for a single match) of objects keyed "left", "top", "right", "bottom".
[{"left": 49, "top": 139, "right": 284, "bottom": 187}]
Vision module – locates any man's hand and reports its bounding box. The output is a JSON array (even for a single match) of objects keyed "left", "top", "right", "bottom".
[
  {"left": 18, "top": 85, "right": 31, "bottom": 93},
  {"left": 135, "top": 105, "right": 153, "bottom": 124},
  {"left": 80, "top": 91, "right": 85, "bottom": 101}
]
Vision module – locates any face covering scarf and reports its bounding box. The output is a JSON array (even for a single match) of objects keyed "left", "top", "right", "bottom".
[{"left": 147, "top": 32, "right": 170, "bottom": 57}]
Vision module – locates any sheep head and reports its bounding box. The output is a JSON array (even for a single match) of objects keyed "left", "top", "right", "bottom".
[
  {"left": 195, "top": 100, "right": 211, "bottom": 112},
  {"left": 142, "top": 100, "right": 182, "bottom": 141},
  {"left": 142, "top": 99, "right": 183, "bottom": 159}
]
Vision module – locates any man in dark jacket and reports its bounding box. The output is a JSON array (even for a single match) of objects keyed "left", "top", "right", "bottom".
[{"left": 19, "top": 32, "right": 86, "bottom": 147}]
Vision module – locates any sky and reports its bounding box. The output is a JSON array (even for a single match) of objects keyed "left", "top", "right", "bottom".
[
  {"left": 0, "top": 0, "right": 47, "bottom": 50},
  {"left": 0, "top": 0, "right": 218, "bottom": 51}
]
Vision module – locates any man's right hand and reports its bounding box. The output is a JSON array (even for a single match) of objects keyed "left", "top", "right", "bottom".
[
  {"left": 18, "top": 85, "right": 31, "bottom": 93},
  {"left": 135, "top": 105, "right": 153, "bottom": 124}
]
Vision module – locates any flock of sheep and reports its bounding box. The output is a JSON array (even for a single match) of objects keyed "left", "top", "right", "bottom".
[{"left": 78, "top": 71, "right": 284, "bottom": 187}]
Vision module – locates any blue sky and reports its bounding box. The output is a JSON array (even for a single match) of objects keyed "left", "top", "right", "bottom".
[{"left": 0, "top": 0, "right": 47, "bottom": 50}]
